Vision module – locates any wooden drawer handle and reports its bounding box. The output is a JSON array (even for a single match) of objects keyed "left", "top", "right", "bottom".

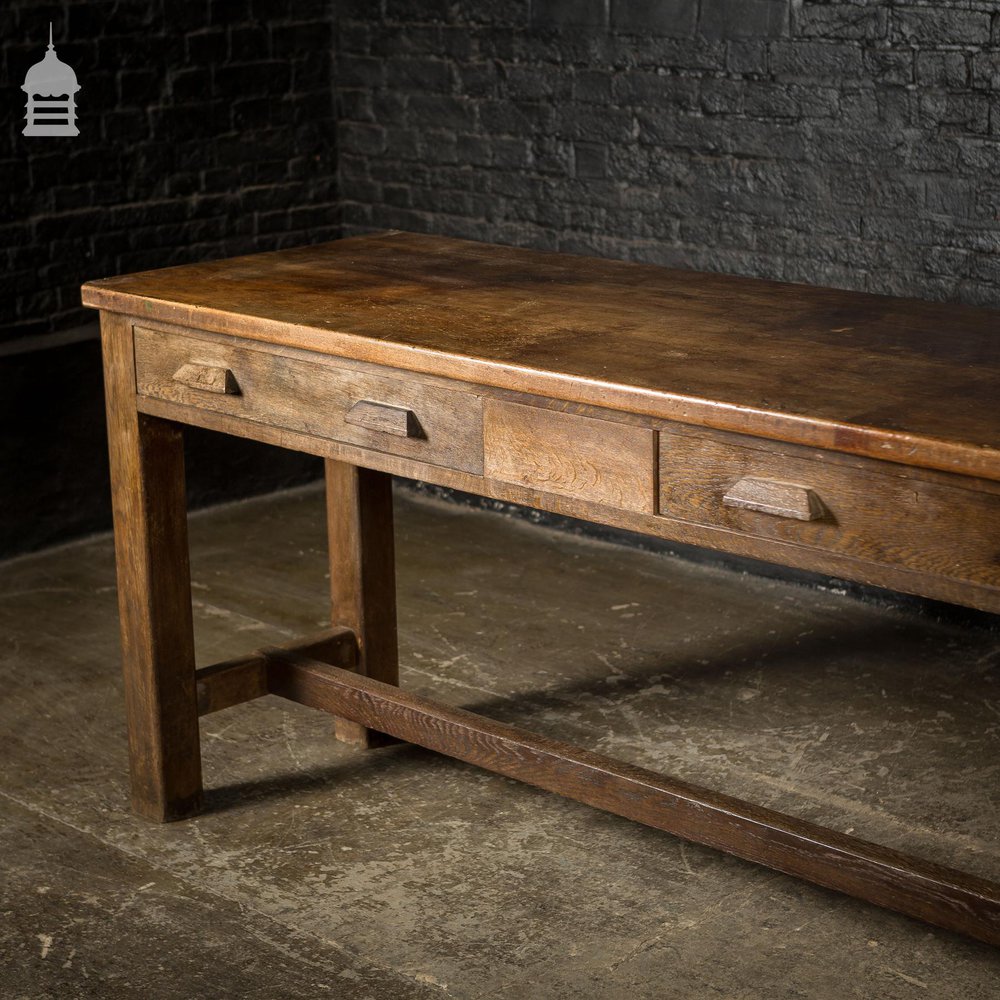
[
  {"left": 172, "top": 362, "right": 241, "bottom": 396},
  {"left": 345, "top": 399, "right": 423, "bottom": 438},
  {"left": 723, "top": 477, "right": 826, "bottom": 521}
]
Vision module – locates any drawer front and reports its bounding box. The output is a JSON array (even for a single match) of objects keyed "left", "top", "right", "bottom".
[
  {"left": 134, "top": 326, "right": 484, "bottom": 474},
  {"left": 484, "top": 400, "right": 656, "bottom": 513},
  {"left": 659, "top": 429, "right": 1000, "bottom": 588}
]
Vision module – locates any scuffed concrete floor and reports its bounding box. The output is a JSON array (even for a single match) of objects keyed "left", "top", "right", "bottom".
[{"left": 1, "top": 484, "right": 999, "bottom": 999}]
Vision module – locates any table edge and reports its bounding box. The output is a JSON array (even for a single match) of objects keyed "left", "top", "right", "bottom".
[{"left": 80, "top": 286, "right": 1000, "bottom": 485}]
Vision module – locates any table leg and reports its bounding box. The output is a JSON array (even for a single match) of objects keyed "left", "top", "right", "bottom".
[
  {"left": 101, "top": 312, "right": 203, "bottom": 821},
  {"left": 325, "top": 459, "right": 399, "bottom": 747}
]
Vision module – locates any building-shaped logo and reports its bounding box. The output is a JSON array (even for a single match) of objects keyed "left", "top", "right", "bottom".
[{"left": 22, "top": 24, "right": 81, "bottom": 137}]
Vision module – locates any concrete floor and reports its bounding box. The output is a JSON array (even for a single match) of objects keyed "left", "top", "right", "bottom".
[{"left": 1, "top": 484, "right": 999, "bottom": 998}]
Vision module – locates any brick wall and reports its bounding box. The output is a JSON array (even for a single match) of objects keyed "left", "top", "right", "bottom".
[
  {"left": 336, "top": 0, "right": 1000, "bottom": 306},
  {"left": 2, "top": 0, "right": 338, "bottom": 342},
  {"left": 1, "top": 0, "right": 337, "bottom": 556}
]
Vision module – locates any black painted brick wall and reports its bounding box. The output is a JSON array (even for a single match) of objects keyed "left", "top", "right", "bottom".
[
  {"left": 2, "top": 0, "right": 339, "bottom": 342},
  {"left": 1, "top": 0, "right": 338, "bottom": 556},
  {"left": 336, "top": 0, "right": 1000, "bottom": 306}
]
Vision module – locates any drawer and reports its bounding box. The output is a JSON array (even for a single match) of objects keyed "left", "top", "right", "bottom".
[
  {"left": 133, "top": 326, "right": 484, "bottom": 474},
  {"left": 658, "top": 428, "right": 1000, "bottom": 588},
  {"left": 484, "top": 399, "right": 656, "bottom": 513}
]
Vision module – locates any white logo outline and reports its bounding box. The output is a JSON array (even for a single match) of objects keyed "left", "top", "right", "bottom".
[{"left": 22, "top": 23, "right": 81, "bottom": 137}]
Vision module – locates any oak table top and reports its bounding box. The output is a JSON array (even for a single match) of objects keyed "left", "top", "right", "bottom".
[{"left": 81, "top": 230, "right": 1000, "bottom": 483}]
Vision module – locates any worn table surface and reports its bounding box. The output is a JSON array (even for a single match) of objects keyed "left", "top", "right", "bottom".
[{"left": 82, "top": 230, "right": 1000, "bottom": 481}]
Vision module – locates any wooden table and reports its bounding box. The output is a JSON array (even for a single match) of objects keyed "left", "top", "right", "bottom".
[{"left": 82, "top": 231, "right": 1000, "bottom": 946}]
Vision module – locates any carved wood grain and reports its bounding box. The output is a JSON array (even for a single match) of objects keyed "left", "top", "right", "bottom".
[
  {"left": 722, "top": 477, "right": 825, "bottom": 521},
  {"left": 660, "top": 430, "right": 1000, "bottom": 590},
  {"left": 195, "top": 628, "right": 358, "bottom": 716},
  {"left": 172, "top": 362, "right": 241, "bottom": 396},
  {"left": 133, "top": 325, "right": 484, "bottom": 475},
  {"left": 484, "top": 398, "right": 657, "bottom": 514},
  {"left": 100, "top": 312, "right": 202, "bottom": 822},
  {"left": 325, "top": 460, "right": 400, "bottom": 747}
]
